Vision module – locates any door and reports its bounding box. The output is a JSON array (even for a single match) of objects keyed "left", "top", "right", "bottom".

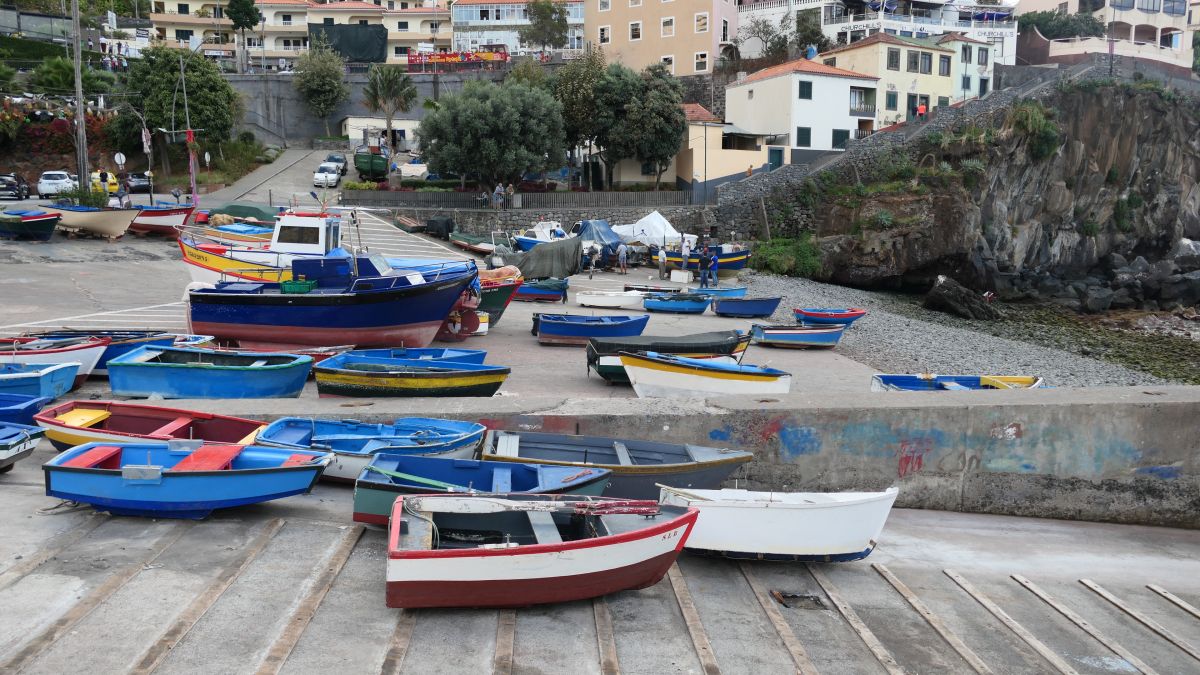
[
  {"left": 767, "top": 147, "right": 783, "bottom": 171},
  {"left": 979, "top": 78, "right": 990, "bottom": 97},
  {"left": 906, "top": 94, "right": 918, "bottom": 121}
]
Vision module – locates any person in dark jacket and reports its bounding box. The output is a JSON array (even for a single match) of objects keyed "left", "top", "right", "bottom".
[
  {"left": 698, "top": 249, "right": 711, "bottom": 289},
  {"left": 709, "top": 250, "right": 720, "bottom": 287}
]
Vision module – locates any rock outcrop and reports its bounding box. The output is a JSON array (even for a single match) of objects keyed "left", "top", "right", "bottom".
[{"left": 923, "top": 275, "right": 1003, "bottom": 320}]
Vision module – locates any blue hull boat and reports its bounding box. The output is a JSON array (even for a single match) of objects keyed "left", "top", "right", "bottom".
[
  {"left": 751, "top": 323, "right": 846, "bottom": 348},
  {"left": 0, "top": 362, "right": 79, "bottom": 399},
  {"left": 654, "top": 247, "right": 751, "bottom": 272},
  {"left": 0, "top": 422, "right": 45, "bottom": 473},
  {"left": 108, "top": 345, "right": 313, "bottom": 399},
  {"left": 871, "top": 374, "right": 1045, "bottom": 391},
  {"left": 0, "top": 393, "right": 52, "bottom": 425},
  {"left": 533, "top": 314, "right": 650, "bottom": 346},
  {"left": 793, "top": 307, "right": 868, "bottom": 325},
  {"left": 513, "top": 235, "right": 544, "bottom": 252},
  {"left": 713, "top": 297, "right": 782, "bottom": 318},
  {"left": 513, "top": 278, "right": 569, "bottom": 303},
  {"left": 43, "top": 441, "right": 331, "bottom": 518},
  {"left": 644, "top": 293, "right": 711, "bottom": 314},
  {"left": 255, "top": 417, "right": 488, "bottom": 481},
  {"left": 352, "top": 454, "right": 612, "bottom": 524},
  {"left": 348, "top": 348, "right": 487, "bottom": 364},
  {"left": 688, "top": 286, "right": 747, "bottom": 298},
  {"left": 26, "top": 330, "right": 178, "bottom": 376}
]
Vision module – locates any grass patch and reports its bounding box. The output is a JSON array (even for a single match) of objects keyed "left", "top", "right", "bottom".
[
  {"left": 1008, "top": 101, "right": 1060, "bottom": 161},
  {"left": 752, "top": 234, "right": 822, "bottom": 278}
]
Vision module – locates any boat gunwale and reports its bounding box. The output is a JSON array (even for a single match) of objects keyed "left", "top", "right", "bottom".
[
  {"left": 0, "top": 337, "right": 112, "bottom": 356},
  {"left": 659, "top": 486, "right": 899, "bottom": 510},
  {"left": 618, "top": 351, "right": 789, "bottom": 379},
  {"left": 108, "top": 348, "right": 314, "bottom": 371}
]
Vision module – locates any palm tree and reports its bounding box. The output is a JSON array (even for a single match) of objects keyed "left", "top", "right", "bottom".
[{"left": 362, "top": 65, "right": 418, "bottom": 156}]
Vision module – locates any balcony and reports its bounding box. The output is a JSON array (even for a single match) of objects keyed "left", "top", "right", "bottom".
[
  {"left": 148, "top": 12, "right": 232, "bottom": 26},
  {"left": 263, "top": 22, "right": 307, "bottom": 32},
  {"left": 850, "top": 103, "right": 876, "bottom": 117}
]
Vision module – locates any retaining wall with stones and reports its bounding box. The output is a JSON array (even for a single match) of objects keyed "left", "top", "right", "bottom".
[{"left": 374, "top": 205, "right": 721, "bottom": 238}]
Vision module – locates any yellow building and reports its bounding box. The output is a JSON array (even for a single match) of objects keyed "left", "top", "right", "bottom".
[
  {"left": 384, "top": 2, "right": 452, "bottom": 62},
  {"left": 583, "top": 0, "right": 738, "bottom": 74},
  {"left": 149, "top": 0, "right": 235, "bottom": 61}
]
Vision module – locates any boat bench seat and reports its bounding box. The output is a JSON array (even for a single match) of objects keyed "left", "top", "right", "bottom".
[
  {"left": 169, "top": 444, "right": 244, "bottom": 471},
  {"left": 237, "top": 427, "right": 264, "bottom": 445},
  {"left": 491, "top": 467, "right": 512, "bottom": 493},
  {"left": 271, "top": 427, "right": 315, "bottom": 446},
  {"left": 612, "top": 442, "right": 633, "bottom": 466},
  {"left": 61, "top": 444, "right": 123, "bottom": 469},
  {"left": 151, "top": 416, "right": 193, "bottom": 438},
  {"left": 280, "top": 453, "right": 315, "bottom": 467},
  {"left": 55, "top": 408, "right": 111, "bottom": 429},
  {"left": 939, "top": 382, "right": 969, "bottom": 391},
  {"left": 494, "top": 433, "right": 520, "bottom": 458},
  {"left": 527, "top": 511, "right": 563, "bottom": 545}
]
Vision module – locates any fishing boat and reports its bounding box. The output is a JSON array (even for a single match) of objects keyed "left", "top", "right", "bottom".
[
  {"left": 34, "top": 400, "right": 265, "bottom": 451},
  {"left": 533, "top": 314, "right": 650, "bottom": 347},
  {"left": 587, "top": 331, "right": 751, "bottom": 385},
  {"left": 129, "top": 204, "right": 196, "bottom": 236},
  {"left": 0, "top": 336, "right": 110, "bottom": 388},
  {"left": 254, "top": 417, "right": 486, "bottom": 481},
  {"left": 480, "top": 430, "right": 753, "bottom": 499},
  {"left": 208, "top": 341, "right": 351, "bottom": 366},
  {"left": 621, "top": 351, "right": 792, "bottom": 398},
  {"left": 205, "top": 201, "right": 280, "bottom": 226},
  {"left": 513, "top": 278, "right": 568, "bottom": 303},
  {"left": 0, "top": 422, "right": 45, "bottom": 473},
  {"left": 0, "top": 393, "right": 52, "bottom": 425},
  {"left": 0, "top": 209, "right": 60, "bottom": 241},
  {"left": 624, "top": 284, "right": 681, "bottom": 294},
  {"left": 201, "top": 221, "right": 275, "bottom": 246},
  {"left": 687, "top": 286, "right": 747, "bottom": 298},
  {"left": 577, "top": 290, "right": 645, "bottom": 309},
  {"left": 107, "top": 345, "right": 313, "bottom": 399},
  {"left": 42, "top": 440, "right": 330, "bottom": 519},
  {"left": 187, "top": 254, "right": 478, "bottom": 348},
  {"left": 352, "top": 455, "right": 612, "bottom": 524},
  {"left": 713, "top": 297, "right": 782, "bottom": 318},
  {"left": 512, "top": 221, "right": 566, "bottom": 251},
  {"left": 46, "top": 205, "right": 139, "bottom": 239},
  {"left": 653, "top": 246, "right": 751, "bottom": 272},
  {"left": 178, "top": 211, "right": 343, "bottom": 283},
  {"left": 750, "top": 324, "right": 847, "bottom": 349},
  {"left": 643, "top": 293, "right": 712, "bottom": 314},
  {"left": 794, "top": 307, "right": 868, "bottom": 325},
  {"left": 870, "top": 374, "right": 1045, "bottom": 391},
  {"left": 449, "top": 232, "right": 498, "bottom": 256},
  {"left": 25, "top": 330, "right": 178, "bottom": 376},
  {"left": 348, "top": 348, "right": 487, "bottom": 364},
  {"left": 385, "top": 494, "right": 697, "bottom": 608},
  {"left": 658, "top": 486, "right": 900, "bottom": 561},
  {"left": 478, "top": 266, "right": 523, "bottom": 326},
  {"left": 314, "top": 352, "right": 510, "bottom": 398},
  {"left": 0, "top": 362, "right": 79, "bottom": 399}
]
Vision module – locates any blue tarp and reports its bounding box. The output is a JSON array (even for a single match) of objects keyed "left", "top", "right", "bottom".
[{"left": 576, "top": 220, "right": 623, "bottom": 256}]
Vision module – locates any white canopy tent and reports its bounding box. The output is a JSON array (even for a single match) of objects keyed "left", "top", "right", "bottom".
[{"left": 612, "top": 211, "right": 698, "bottom": 248}]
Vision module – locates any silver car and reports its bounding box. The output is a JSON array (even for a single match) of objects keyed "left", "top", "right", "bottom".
[
  {"left": 37, "top": 171, "right": 76, "bottom": 196},
  {"left": 313, "top": 163, "right": 341, "bottom": 188}
]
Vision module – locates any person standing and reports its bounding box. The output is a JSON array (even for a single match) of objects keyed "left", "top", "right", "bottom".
[
  {"left": 917, "top": 101, "right": 927, "bottom": 121},
  {"left": 680, "top": 240, "right": 691, "bottom": 277},
  {"left": 617, "top": 242, "right": 628, "bottom": 275},
  {"left": 492, "top": 183, "right": 503, "bottom": 210},
  {"left": 505, "top": 183, "right": 515, "bottom": 210},
  {"left": 709, "top": 250, "right": 720, "bottom": 287},
  {"left": 657, "top": 247, "right": 667, "bottom": 280},
  {"left": 698, "top": 249, "right": 711, "bottom": 289}
]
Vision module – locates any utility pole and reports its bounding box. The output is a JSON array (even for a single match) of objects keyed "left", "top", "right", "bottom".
[
  {"left": 179, "top": 53, "right": 198, "bottom": 206},
  {"left": 71, "top": 0, "right": 89, "bottom": 187}
]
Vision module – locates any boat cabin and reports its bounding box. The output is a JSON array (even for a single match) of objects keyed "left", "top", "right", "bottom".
[{"left": 268, "top": 213, "right": 342, "bottom": 256}]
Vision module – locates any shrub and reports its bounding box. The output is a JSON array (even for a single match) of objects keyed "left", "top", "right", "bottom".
[
  {"left": 1113, "top": 198, "right": 1132, "bottom": 231},
  {"left": 1126, "top": 192, "right": 1144, "bottom": 209},
  {"left": 880, "top": 150, "right": 916, "bottom": 181},
  {"left": 53, "top": 186, "right": 108, "bottom": 208},
  {"left": 960, "top": 158, "right": 985, "bottom": 188},
  {"left": 1081, "top": 220, "right": 1100, "bottom": 236},
  {"left": 343, "top": 180, "right": 381, "bottom": 190},
  {"left": 937, "top": 161, "right": 954, "bottom": 174},
  {"left": 237, "top": 130, "right": 256, "bottom": 144},
  {"left": 1008, "top": 101, "right": 1060, "bottom": 161},
  {"left": 400, "top": 179, "right": 463, "bottom": 189},
  {"left": 873, "top": 209, "right": 894, "bottom": 229},
  {"left": 924, "top": 131, "right": 944, "bottom": 148},
  {"left": 751, "top": 234, "right": 822, "bottom": 278},
  {"left": 1105, "top": 167, "right": 1119, "bottom": 184}
]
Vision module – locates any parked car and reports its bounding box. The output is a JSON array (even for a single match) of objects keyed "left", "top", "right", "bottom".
[
  {"left": 124, "top": 172, "right": 152, "bottom": 194},
  {"left": 90, "top": 171, "right": 119, "bottom": 194},
  {"left": 325, "top": 153, "right": 347, "bottom": 176},
  {"left": 313, "top": 162, "right": 341, "bottom": 188},
  {"left": 37, "top": 171, "right": 76, "bottom": 197},
  {"left": 0, "top": 173, "right": 29, "bottom": 200}
]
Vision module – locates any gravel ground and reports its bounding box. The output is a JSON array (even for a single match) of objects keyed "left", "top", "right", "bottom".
[{"left": 744, "top": 272, "right": 1170, "bottom": 388}]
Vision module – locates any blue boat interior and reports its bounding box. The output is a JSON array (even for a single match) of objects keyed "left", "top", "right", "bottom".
[
  {"left": 0, "top": 422, "right": 44, "bottom": 446},
  {"left": 0, "top": 363, "right": 64, "bottom": 375},
  {"left": 0, "top": 393, "right": 51, "bottom": 423},
  {"left": 876, "top": 375, "right": 995, "bottom": 391},
  {"left": 362, "top": 455, "right": 594, "bottom": 493},
  {"left": 320, "top": 353, "right": 507, "bottom": 374},
  {"left": 347, "top": 348, "right": 487, "bottom": 364},
  {"left": 115, "top": 346, "right": 304, "bottom": 368},
  {"left": 641, "top": 351, "right": 790, "bottom": 376},
  {"left": 47, "top": 441, "right": 323, "bottom": 471},
  {"left": 259, "top": 417, "right": 484, "bottom": 454}
]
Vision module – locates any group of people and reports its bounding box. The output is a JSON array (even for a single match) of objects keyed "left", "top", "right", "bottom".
[
  {"left": 486, "top": 183, "right": 516, "bottom": 210},
  {"left": 655, "top": 241, "right": 720, "bottom": 287}
]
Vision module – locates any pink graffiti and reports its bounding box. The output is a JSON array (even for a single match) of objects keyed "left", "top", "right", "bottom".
[{"left": 896, "top": 438, "right": 933, "bottom": 478}]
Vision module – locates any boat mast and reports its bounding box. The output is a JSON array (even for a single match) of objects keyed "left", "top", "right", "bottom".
[
  {"left": 179, "top": 53, "right": 198, "bottom": 207},
  {"left": 70, "top": 0, "right": 89, "bottom": 185}
]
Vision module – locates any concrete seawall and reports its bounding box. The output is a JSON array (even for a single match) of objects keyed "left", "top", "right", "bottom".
[{"left": 188, "top": 385, "right": 1200, "bottom": 528}]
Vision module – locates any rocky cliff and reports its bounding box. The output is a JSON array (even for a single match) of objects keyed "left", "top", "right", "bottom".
[{"left": 795, "top": 81, "right": 1200, "bottom": 312}]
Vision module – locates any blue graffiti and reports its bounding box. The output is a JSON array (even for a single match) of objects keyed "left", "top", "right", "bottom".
[
  {"left": 708, "top": 426, "right": 732, "bottom": 442},
  {"left": 1135, "top": 465, "right": 1181, "bottom": 480},
  {"left": 778, "top": 425, "right": 821, "bottom": 457}
]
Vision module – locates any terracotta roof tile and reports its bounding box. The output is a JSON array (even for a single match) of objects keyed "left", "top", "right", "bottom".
[
  {"left": 681, "top": 102, "right": 721, "bottom": 123},
  {"left": 732, "top": 57, "right": 877, "bottom": 86},
  {"left": 820, "top": 32, "right": 953, "bottom": 57},
  {"left": 936, "top": 31, "right": 989, "bottom": 46}
]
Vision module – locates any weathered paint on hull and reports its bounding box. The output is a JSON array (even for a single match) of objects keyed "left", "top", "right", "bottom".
[
  {"left": 352, "top": 474, "right": 610, "bottom": 524},
  {"left": 314, "top": 370, "right": 509, "bottom": 398},
  {"left": 189, "top": 321, "right": 444, "bottom": 350}
]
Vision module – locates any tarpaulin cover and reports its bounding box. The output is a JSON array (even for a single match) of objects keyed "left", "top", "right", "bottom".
[
  {"left": 575, "top": 219, "right": 622, "bottom": 256},
  {"left": 309, "top": 24, "right": 387, "bottom": 63},
  {"left": 612, "top": 211, "right": 697, "bottom": 247},
  {"left": 493, "top": 236, "right": 581, "bottom": 279},
  {"left": 425, "top": 216, "right": 454, "bottom": 240}
]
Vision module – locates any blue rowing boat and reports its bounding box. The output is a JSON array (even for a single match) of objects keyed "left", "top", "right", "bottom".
[
  {"left": 713, "top": 297, "right": 782, "bottom": 318},
  {"left": 26, "top": 330, "right": 178, "bottom": 376},
  {"left": 533, "top": 314, "right": 650, "bottom": 346},
  {"left": 255, "top": 416, "right": 487, "bottom": 481},
  {"left": 793, "top": 307, "right": 868, "bottom": 325},
  {"left": 108, "top": 346, "right": 313, "bottom": 399},
  {"left": 688, "top": 286, "right": 747, "bottom": 298},
  {"left": 870, "top": 374, "right": 1045, "bottom": 391},
  {"left": 43, "top": 440, "right": 331, "bottom": 519},
  {"left": 351, "top": 454, "right": 613, "bottom": 524},
  {"left": 0, "top": 362, "right": 79, "bottom": 399},
  {"left": 313, "top": 353, "right": 511, "bottom": 398},
  {"left": 751, "top": 324, "right": 846, "bottom": 349},
  {"left": 513, "top": 278, "right": 569, "bottom": 303},
  {"left": 347, "top": 348, "right": 487, "bottom": 364},
  {"left": 643, "top": 293, "right": 711, "bottom": 314},
  {"left": 0, "top": 393, "right": 52, "bottom": 425},
  {"left": 0, "top": 422, "right": 45, "bottom": 473}
]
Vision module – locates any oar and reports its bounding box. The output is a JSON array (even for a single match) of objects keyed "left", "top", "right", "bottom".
[{"left": 364, "top": 464, "right": 475, "bottom": 492}]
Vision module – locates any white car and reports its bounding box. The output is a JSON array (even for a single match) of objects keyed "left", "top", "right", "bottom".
[
  {"left": 313, "top": 163, "right": 341, "bottom": 188},
  {"left": 37, "top": 171, "right": 76, "bottom": 196}
]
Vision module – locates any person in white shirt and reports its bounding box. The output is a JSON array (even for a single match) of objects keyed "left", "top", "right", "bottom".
[
  {"left": 657, "top": 248, "right": 667, "bottom": 279},
  {"left": 616, "top": 242, "right": 628, "bottom": 275},
  {"left": 680, "top": 241, "right": 691, "bottom": 275}
]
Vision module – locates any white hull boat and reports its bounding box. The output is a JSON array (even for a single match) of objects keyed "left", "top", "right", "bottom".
[
  {"left": 658, "top": 486, "right": 899, "bottom": 561},
  {"left": 577, "top": 291, "right": 645, "bottom": 309},
  {"left": 47, "top": 206, "right": 139, "bottom": 238},
  {"left": 0, "top": 337, "right": 109, "bottom": 388},
  {"left": 620, "top": 352, "right": 791, "bottom": 398}
]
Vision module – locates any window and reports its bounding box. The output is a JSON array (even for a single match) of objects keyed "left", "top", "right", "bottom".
[
  {"left": 661, "top": 55, "right": 674, "bottom": 73},
  {"left": 885, "top": 90, "right": 898, "bottom": 110},
  {"left": 795, "top": 126, "right": 811, "bottom": 147},
  {"left": 323, "top": 17, "right": 334, "bottom": 25},
  {"left": 281, "top": 13, "right": 292, "bottom": 24},
  {"left": 748, "top": 89, "right": 754, "bottom": 100},
  {"left": 979, "top": 77, "right": 990, "bottom": 96},
  {"left": 978, "top": 48, "right": 988, "bottom": 65},
  {"left": 694, "top": 51, "right": 708, "bottom": 72},
  {"left": 177, "top": 3, "right": 189, "bottom": 14},
  {"left": 1111, "top": 0, "right": 1132, "bottom": 8},
  {"left": 640, "top": 162, "right": 655, "bottom": 175},
  {"left": 213, "top": 6, "right": 223, "bottom": 17},
  {"left": 400, "top": 1, "right": 408, "bottom": 7},
  {"left": 599, "top": 26, "right": 611, "bottom": 44},
  {"left": 695, "top": 13, "right": 709, "bottom": 33},
  {"left": 887, "top": 47, "right": 900, "bottom": 70},
  {"left": 429, "top": 21, "right": 439, "bottom": 33},
  {"left": 246, "top": 36, "right": 261, "bottom": 47},
  {"left": 939, "top": 54, "right": 950, "bottom": 76},
  {"left": 1164, "top": 0, "right": 1186, "bottom": 14},
  {"left": 906, "top": 50, "right": 919, "bottom": 72},
  {"left": 721, "top": 19, "right": 728, "bottom": 42},
  {"left": 832, "top": 129, "right": 850, "bottom": 149},
  {"left": 661, "top": 17, "right": 674, "bottom": 37},
  {"left": 919, "top": 52, "right": 931, "bottom": 74},
  {"left": 358, "top": 19, "right": 368, "bottom": 25},
  {"left": 630, "top": 0, "right": 641, "bottom": 5},
  {"left": 961, "top": 44, "right": 972, "bottom": 63},
  {"left": 798, "top": 80, "right": 812, "bottom": 99},
  {"left": 629, "top": 21, "right": 642, "bottom": 40},
  {"left": 176, "top": 28, "right": 193, "bottom": 41},
  {"left": 398, "top": 20, "right": 408, "bottom": 30},
  {"left": 1135, "top": 0, "right": 1161, "bottom": 10},
  {"left": 936, "top": 96, "right": 948, "bottom": 108},
  {"left": 823, "top": 57, "right": 836, "bottom": 67},
  {"left": 1057, "top": 1, "right": 1067, "bottom": 11},
  {"left": 598, "top": 0, "right": 610, "bottom": 8},
  {"left": 394, "top": 46, "right": 410, "bottom": 55},
  {"left": 961, "top": 75, "right": 971, "bottom": 90}
]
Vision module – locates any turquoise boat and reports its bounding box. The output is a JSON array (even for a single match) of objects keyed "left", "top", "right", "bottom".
[
  {"left": 347, "top": 348, "right": 487, "bottom": 364},
  {"left": 0, "top": 362, "right": 79, "bottom": 399},
  {"left": 107, "top": 346, "right": 313, "bottom": 399},
  {"left": 687, "top": 286, "right": 747, "bottom": 298}
]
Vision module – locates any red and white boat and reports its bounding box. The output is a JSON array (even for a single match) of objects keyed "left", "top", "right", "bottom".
[
  {"left": 0, "top": 336, "right": 111, "bottom": 389},
  {"left": 386, "top": 494, "right": 697, "bottom": 608},
  {"left": 130, "top": 205, "right": 196, "bottom": 236}
]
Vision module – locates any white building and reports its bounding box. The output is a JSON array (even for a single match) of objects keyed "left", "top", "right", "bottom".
[
  {"left": 451, "top": 0, "right": 584, "bottom": 56},
  {"left": 1016, "top": 0, "right": 1192, "bottom": 75},
  {"left": 724, "top": 57, "right": 878, "bottom": 155},
  {"left": 736, "top": 0, "right": 1018, "bottom": 66}
]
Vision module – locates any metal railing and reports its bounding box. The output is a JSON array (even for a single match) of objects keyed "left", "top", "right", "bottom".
[
  {"left": 341, "top": 189, "right": 693, "bottom": 209},
  {"left": 850, "top": 103, "right": 876, "bottom": 116}
]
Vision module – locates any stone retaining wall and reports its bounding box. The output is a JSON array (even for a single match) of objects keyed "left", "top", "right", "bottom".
[{"left": 374, "top": 205, "right": 718, "bottom": 238}]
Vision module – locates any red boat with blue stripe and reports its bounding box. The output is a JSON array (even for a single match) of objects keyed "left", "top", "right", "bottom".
[{"left": 793, "top": 307, "right": 868, "bottom": 325}]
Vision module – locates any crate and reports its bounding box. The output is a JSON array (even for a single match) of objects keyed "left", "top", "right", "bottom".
[{"left": 280, "top": 279, "right": 317, "bottom": 294}]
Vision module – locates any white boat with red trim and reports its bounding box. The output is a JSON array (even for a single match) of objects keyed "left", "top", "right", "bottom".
[
  {"left": 0, "top": 336, "right": 111, "bottom": 389},
  {"left": 385, "top": 494, "right": 697, "bottom": 608}
]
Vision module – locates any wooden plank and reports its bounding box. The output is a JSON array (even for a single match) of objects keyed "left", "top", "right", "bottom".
[
  {"left": 807, "top": 564, "right": 905, "bottom": 675},
  {"left": 667, "top": 562, "right": 721, "bottom": 675},
  {"left": 0, "top": 514, "right": 108, "bottom": 591},
  {"left": 129, "top": 518, "right": 285, "bottom": 675},
  {"left": 1011, "top": 574, "right": 1159, "bottom": 675},
  {"left": 0, "top": 521, "right": 192, "bottom": 672},
  {"left": 493, "top": 609, "right": 516, "bottom": 675},
  {"left": 612, "top": 441, "right": 633, "bottom": 466},
  {"left": 738, "top": 562, "right": 818, "bottom": 675},
  {"left": 1080, "top": 579, "right": 1200, "bottom": 663},
  {"left": 871, "top": 564, "right": 991, "bottom": 675},
  {"left": 379, "top": 610, "right": 418, "bottom": 675},
  {"left": 254, "top": 525, "right": 364, "bottom": 675},
  {"left": 943, "top": 570, "right": 1079, "bottom": 675},
  {"left": 1147, "top": 585, "right": 1200, "bottom": 622},
  {"left": 592, "top": 598, "right": 621, "bottom": 675}
]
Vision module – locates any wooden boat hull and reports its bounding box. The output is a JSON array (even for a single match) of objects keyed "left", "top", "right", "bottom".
[
  {"left": 478, "top": 279, "right": 522, "bottom": 326},
  {"left": 130, "top": 205, "right": 195, "bottom": 235},
  {"left": 34, "top": 400, "right": 265, "bottom": 452},
  {"left": 0, "top": 423, "right": 45, "bottom": 473},
  {"left": 347, "top": 348, "right": 487, "bottom": 364},
  {"left": 624, "top": 284, "right": 680, "bottom": 294},
  {"left": 621, "top": 352, "right": 791, "bottom": 398},
  {"left": 107, "top": 346, "right": 313, "bottom": 399},
  {"left": 657, "top": 248, "right": 750, "bottom": 272},
  {"left": 0, "top": 211, "right": 60, "bottom": 241},
  {"left": 592, "top": 354, "right": 737, "bottom": 385},
  {"left": 643, "top": 295, "right": 710, "bottom": 314},
  {"left": 47, "top": 207, "right": 138, "bottom": 238},
  {"left": 0, "top": 337, "right": 110, "bottom": 388},
  {"left": 659, "top": 487, "right": 899, "bottom": 561},
  {"left": 793, "top": 308, "right": 867, "bottom": 325},
  {"left": 750, "top": 323, "right": 846, "bottom": 349},
  {"left": 27, "top": 331, "right": 178, "bottom": 376},
  {"left": 687, "top": 286, "right": 747, "bottom": 298},
  {"left": 533, "top": 314, "right": 649, "bottom": 347},
  {"left": 870, "top": 374, "right": 1045, "bottom": 391},
  {"left": 586, "top": 331, "right": 750, "bottom": 384},
  {"left": 179, "top": 237, "right": 297, "bottom": 283},
  {"left": 577, "top": 291, "right": 645, "bottom": 309},
  {"left": 713, "top": 297, "right": 782, "bottom": 318},
  {"left": 315, "top": 367, "right": 509, "bottom": 398},
  {"left": 0, "top": 393, "right": 53, "bottom": 425},
  {"left": 0, "top": 362, "right": 78, "bottom": 399}
]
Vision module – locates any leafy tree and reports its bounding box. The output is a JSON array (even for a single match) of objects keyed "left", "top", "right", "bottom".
[
  {"left": 507, "top": 59, "right": 549, "bottom": 89},
  {"left": 625, "top": 65, "right": 686, "bottom": 190},
  {"left": 793, "top": 9, "right": 832, "bottom": 55},
  {"left": 293, "top": 34, "right": 350, "bottom": 136},
  {"left": 0, "top": 64, "right": 14, "bottom": 92},
  {"left": 736, "top": 16, "right": 791, "bottom": 61},
  {"left": 362, "top": 64, "right": 417, "bottom": 154},
  {"left": 417, "top": 79, "right": 564, "bottom": 187},
  {"left": 125, "top": 46, "right": 240, "bottom": 145},
  {"left": 227, "top": 0, "right": 263, "bottom": 74},
  {"left": 592, "top": 63, "right": 642, "bottom": 188},
  {"left": 1018, "top": 11, "right": 1105, "bottom": 40},
  {"left": 552, "top": 47, "right": 604, "bottom": 188},
  {"left": 518, "top": 0, "right": 569, "bottom": 53},
  {"left": 30, "top": 56, "right": 113, "bottom": 95}
]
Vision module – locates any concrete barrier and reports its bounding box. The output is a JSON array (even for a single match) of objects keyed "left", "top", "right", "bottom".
[{"left": 189, "top": 385, "right": 1200, "bottom": 528}]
